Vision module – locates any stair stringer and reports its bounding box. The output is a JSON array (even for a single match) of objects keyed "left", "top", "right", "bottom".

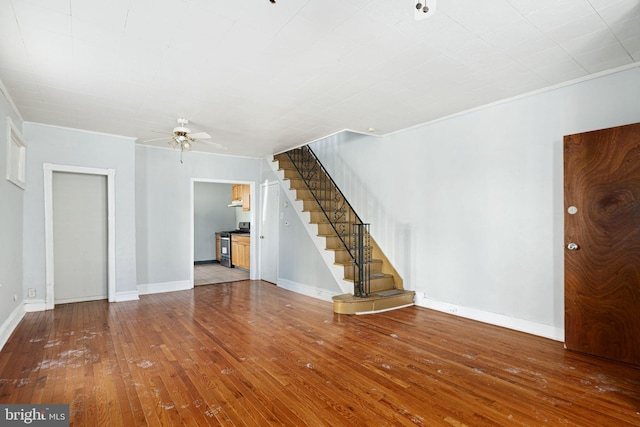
[{"left": 269, "top": 155, "right": 353, "bottom": 295}]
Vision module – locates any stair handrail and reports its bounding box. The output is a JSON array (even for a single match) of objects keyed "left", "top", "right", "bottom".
[{"left": 284, "top": 146, "right": 370, "bottom": 297}]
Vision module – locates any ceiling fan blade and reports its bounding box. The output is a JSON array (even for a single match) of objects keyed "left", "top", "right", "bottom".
[
  {"left": 188, "top": 132, "right": 211, "bottom": 139},
  {"left": 143, "top": 136, "right": 172, "bottom": 142}
]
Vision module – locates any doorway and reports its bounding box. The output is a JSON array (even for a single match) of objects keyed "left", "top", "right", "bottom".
[
  {"left": 43, "top": 164, "right": 116, "bottom": 309},
  {"left": 191, "top": 179, "right": 254, "bottom": 285}
]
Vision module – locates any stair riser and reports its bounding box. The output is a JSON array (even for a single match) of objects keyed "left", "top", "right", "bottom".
[
  {"left": 287, "top": 176, "right": 324, "bottom": 188},
  {"left": 317, "top": 223, "right": 336, "bottom": 235},
  {"left": 343, "top": 263, "right": 383, "bottom": 279},
  {"left": 332, "top": 250, "right": 352, "bottom": 265},
  {"left": 282, "top": 168, "right": 296, "bottom": 179},
  {"left": 324, "top": 235, "right": 346, "bottom": 250},
  {"left": 343, "top": 276, "right": 394, "bottom": 293},
  {"left": 276, "top": 161, "right": 294, "bottom": 171},
  {"left": 324, "top": 234, "right": 366, "bottom": 249},
  {"left": 295, "top": 188, "right": 338, "bottom": 202},
  {"left": 307, "top": 210, "right": 359, "bottom": 224},
  {"left": 286, "top": 177, "right": 306, "bottom": 189},
  {"left": 369, "top": 276, "right": 396, "bottom": 293}
]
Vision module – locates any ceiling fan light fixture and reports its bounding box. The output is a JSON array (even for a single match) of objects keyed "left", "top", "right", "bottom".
[
  {"left": 414, "top": 0, "right": 436, "bottom": 20},
  {"left": 147, "top": 117, "right": 221, "bottom": 161}
]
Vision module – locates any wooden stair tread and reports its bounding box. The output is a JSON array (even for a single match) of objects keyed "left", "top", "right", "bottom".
[
  {"left": 334, "top": 262, "right": 383, "bottom": 270},
  {"left": 343, "top": 273, "right": 392, "bottom": 283}
]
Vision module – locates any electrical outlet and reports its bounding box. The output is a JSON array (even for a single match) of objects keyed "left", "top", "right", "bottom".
[{"left": 28, "top": 288, "right": 36, "bottom": 298}]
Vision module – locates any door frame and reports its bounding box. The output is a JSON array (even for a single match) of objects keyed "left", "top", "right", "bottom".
[
  {"left": 190, "top": 178, "right": 256, "bottom": 285},
  {"left": 259, "top": 180, "right": 279, "bottom": 284},
  {"left": 43, "top": 163, "right": 116, "bottom": 309}
]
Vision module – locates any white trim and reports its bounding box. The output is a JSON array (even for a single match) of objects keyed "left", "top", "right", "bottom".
[
  {"left": 114, "top": 290, "right": 140, "bottom": 302},
  {"left": 415, "top": 294, "right": 564, "bottom": 342},
  {"left": 355, "top": 303, "right": 415, "bottom": 315},
  {"left": 24, "top": 300, "right": 46, "bottom": 312},
  {"left": 138, "top": 280, "right": 192, "bottom": 295},
  {"left": 0, "top": 77, "right": 24, "bottom": 123},
  {"left": 190, "top": 178, "right": 258, "bottom": 286},
  {"left": 53, "top": 295, "right": 108, "bottom": 305},
  {"left": 386, "top": 62, "right": 640, "bottom": 137},
  {"left": 24, "top": 121, "right": 136, "bottom": 141},
  {"left": 277, "top": 278, "right": 337, "bottom": 303},
  {"left": 0, "top": 303, "right": 25, "bottom": 351},
  {"left": 43, "top": 163, "right": 116, "bottom": 309},
  {"left": 5, "top": 116, "right": 27, "bottom": 189}
]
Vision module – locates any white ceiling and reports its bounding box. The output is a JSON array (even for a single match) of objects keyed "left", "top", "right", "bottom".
[{"left": 1, "top": 0, "right": 639, "bottom": 157}]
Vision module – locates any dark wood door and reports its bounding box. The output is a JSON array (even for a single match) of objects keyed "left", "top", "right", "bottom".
[{"left": 564, "top": 122, "right": 640, "bottom": 365}]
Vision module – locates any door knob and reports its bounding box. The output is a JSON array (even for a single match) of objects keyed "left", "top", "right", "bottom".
[{"left": 567, "top": 243, "right": 579, "bottom": 251}]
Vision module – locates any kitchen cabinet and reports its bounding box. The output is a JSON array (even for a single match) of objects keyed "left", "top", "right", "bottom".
[
  {"left": 242, "top": 184, "right": 250, "bottom": 211},
  {"left": 231, "top": 234, "right": 250, "bottom": 270},
  {"left": 232, "top": 184, "right": 242, "bottom": 202},
  {"left": 231, "top": 184, "right": 251, "bottom": 211}
]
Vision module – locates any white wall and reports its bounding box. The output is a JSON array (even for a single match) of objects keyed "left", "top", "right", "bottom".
[
  {"left": 312, "top": 65, "right": 640, "bottom": 339},
  {"left": 136, "top": 146, "right": 262, "bottom": 290},
  {"left": 193, "top": 182, "right": 236, "bottom": 262},
  {"left": 0, "top": 84, "right": 25, "bottom": 348},
  {"left": 22, "top": 123, "right": 138, "bottom": 303}
]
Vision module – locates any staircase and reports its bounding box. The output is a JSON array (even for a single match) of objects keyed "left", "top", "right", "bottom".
[{"left": 273, "top": 148, "right": 415, "bottom": 315}]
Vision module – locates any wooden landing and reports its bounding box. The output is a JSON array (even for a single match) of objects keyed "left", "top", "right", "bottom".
[{"left": 333, "top": 289, "right": 415, "bottom": 314}]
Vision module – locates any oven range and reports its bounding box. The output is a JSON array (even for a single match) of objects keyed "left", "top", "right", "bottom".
[{"left": 219, "top": 221, "right": 250, "bottom": 268}]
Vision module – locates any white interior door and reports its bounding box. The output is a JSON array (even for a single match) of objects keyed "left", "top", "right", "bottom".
[
  {"left": 260, "top": 181, "right": 279, "bottom": 284},
  {"left": 53, "top": 172, "right": 108, "bottom": 304}
]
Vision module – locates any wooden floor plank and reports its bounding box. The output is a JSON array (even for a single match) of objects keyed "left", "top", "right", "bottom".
[{"left": 1, "top": 280, "right": 640, "bottom": 426}]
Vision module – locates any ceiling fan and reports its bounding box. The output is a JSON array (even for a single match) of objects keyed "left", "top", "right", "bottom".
[{"left": 145, "top": 118, "right": 225, "bottom": 162}]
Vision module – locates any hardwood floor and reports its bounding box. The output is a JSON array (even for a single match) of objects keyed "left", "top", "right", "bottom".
[{"left": 1, "top": 280, "right": 639, "bottom": 426}]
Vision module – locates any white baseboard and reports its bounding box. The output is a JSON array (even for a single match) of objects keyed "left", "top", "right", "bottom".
[
  {"left": 55, "top": 294, "right": 108, "bottom": 305},
  {"left": 0, "top": 303, "right": 26, "bottom": 351},
  {"left": 114, "top": 290, "right": 140, "bottom": 302},
  {"left": 24, "top": 299, "right": 46, "bottom": 312},
  {"left": 415, "top": 294, "right": 564, "bottom": 342},
  {"left": 277, "top": 278, "right": 336, "bottom": 302},
  {"left": 138, "top": 280, "right": 192, "bottom": 296}
]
